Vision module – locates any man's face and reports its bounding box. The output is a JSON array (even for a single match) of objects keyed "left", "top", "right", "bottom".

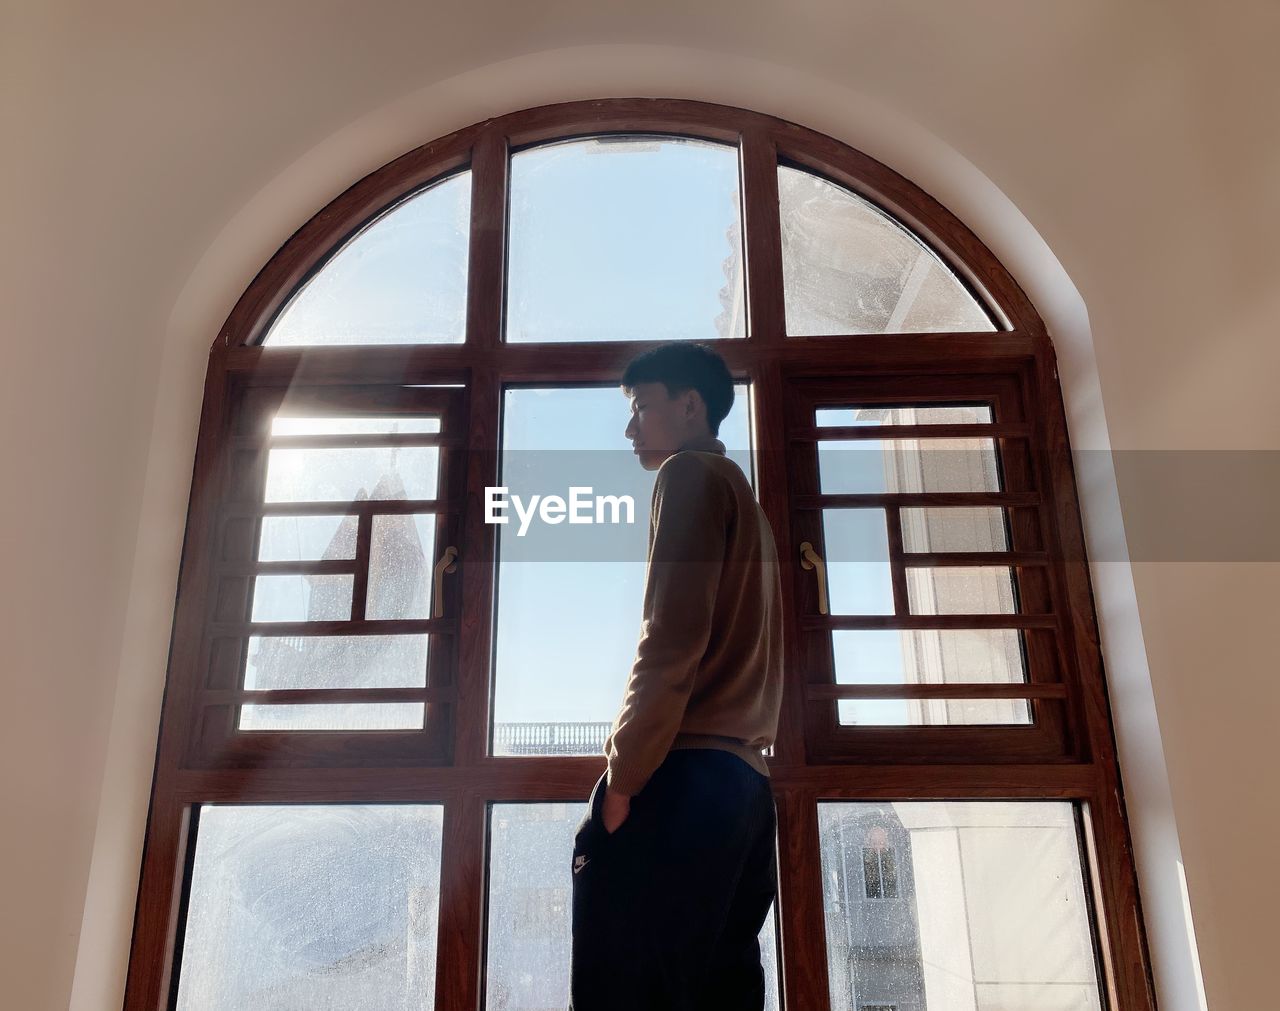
[{"left": 624, "top": 381, "right": 694, "bottom": 471}]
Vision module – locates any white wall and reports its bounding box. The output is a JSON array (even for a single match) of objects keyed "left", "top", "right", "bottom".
[{"left": 4, "top": 2, "right": 1276, "bottom": 1008}]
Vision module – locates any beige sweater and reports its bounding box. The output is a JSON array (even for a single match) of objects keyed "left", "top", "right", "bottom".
[{"left": 603, "top": 434, "right": 784, "bottom": 797}]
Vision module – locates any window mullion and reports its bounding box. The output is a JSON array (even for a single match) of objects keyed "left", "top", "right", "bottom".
[
  {"left": 740, "top": 127, "right": 787, "bottom": 344},
  {"left": 465, "top": 128, "right": 508, "bottom": 351}
]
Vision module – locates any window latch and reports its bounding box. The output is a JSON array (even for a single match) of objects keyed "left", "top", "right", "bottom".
[
  {"left": 799, "top": 541, "right": 829, "bottom": 615},
  {"left": 432, "top": 546, "right": 459, "bottom": 618}
]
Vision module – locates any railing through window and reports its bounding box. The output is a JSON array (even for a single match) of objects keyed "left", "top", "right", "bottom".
[{"left": 493, "top": 721, "right": 614, "bottom": 756}]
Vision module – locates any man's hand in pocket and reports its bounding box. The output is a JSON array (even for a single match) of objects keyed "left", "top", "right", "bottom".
[{"left": 602, "top": 786, "right": 631, "bottom": 834}]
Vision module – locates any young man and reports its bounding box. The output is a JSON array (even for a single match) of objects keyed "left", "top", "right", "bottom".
[{"left": 569, "top": 343, "right": 784, "bottom": 1011}]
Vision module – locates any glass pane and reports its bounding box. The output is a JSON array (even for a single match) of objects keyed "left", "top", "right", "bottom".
[
  {"left": 819, "top": 438, "right": 1001, "bottom": 495},
  {"left": 907, "top": 567, "right": 1017, "bottom": 615},
  {"left": 834, "top": 626, "right": 1031, "bottom": 726},
  {"left": 778, "top": 166, "right": 994, "bottom": 335},
  {"left": 833, "top": 629, "right": 1026, "bottom": 684},
  {"left": 251, "top": 574, "right": 353, "bottom": 623},
  {"left": 239, "top": 703, "right": 424, "bottom": 731},
  {"left": 485, "top": 803, "right": 781, "bottom": 1009},
  {"left": 822, "top": 509, "right": 893, "bottom": 615},
  {"left": 244, "top": 635, "right": 429, "bottom": 690},
  {"left": 272, "top": 416, "right": 443, "bottom": 436},
  {"left": 507, "top": 137, "right": 745, "bottom": 343},
  {"left": 258, "top": 515, "right": 356, "bottom": 561},
  {"left": 368, "top": 514, "right": 437, "bottom": 620},
  {"left": 817, "top": 802, "right": 1102, "bottom": 1011},
  {"left": 759, "top": 896, "right": 782, "bottom": 1011},
  {"left": 901, "top": 507, "right": 1009, "bottom": 553},
  {"left": 816, "top": 405, "right": 993, "bottom": 427},
  {"left": 175, "top": 805, "right": 444, "bottom": 1009},
  {"left": 265, "top": 446, "right": 440, "bottom": 502},
  {"left": 263, "top": 173, "right": 470, "bottom": 346},
  {"left": 837, "top": 698, "right": 1031, "bottom": 726},
  {"left": 491, "top": 385, "right": 753, "bottom": 755}
]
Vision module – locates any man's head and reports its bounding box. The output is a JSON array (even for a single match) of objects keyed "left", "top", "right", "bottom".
[{"left": 621, "top": 343, "right": 733, "bottom": 471}]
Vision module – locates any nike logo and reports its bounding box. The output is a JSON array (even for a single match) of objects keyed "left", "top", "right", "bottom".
[{"left": 573, "top": 854, "right": 589, "bottom": 874}]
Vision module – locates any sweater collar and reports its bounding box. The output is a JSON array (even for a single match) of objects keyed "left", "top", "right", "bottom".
[{"left": 678, "top": 432, "right": 727, "bottom": 456}]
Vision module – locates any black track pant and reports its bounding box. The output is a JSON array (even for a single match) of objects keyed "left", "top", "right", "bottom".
[{"left": 569, "top": 748, "right": 778, "bottom": 1011}]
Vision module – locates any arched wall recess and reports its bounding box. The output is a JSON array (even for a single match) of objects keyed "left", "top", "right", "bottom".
[{"left": 117, "top": 98, "right": 1164, "bottom": 1011}]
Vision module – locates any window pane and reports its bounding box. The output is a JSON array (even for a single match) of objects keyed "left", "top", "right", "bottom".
[
  {"left": 818, "top": 439, "right": 1001, "bottom": 495},
  {"left": 272, "top": 416, "right": 443, "bottom": 436},
  {"left": 833, "top": 627, "right": 1031, "bottom": 726},
  {"left": 906, "top": 567, "right": 1018, "bottom": 615},
  {"left": 779, "top": 166, "right": 994, "bottom": 335},
  {"left": 250, "top": 574, "right": 353, "bottom": 623},
  {"left": 507, "top": 137, "right": 745, "bottom": 343},
  {"left": 816, "top": 405, "right": 993, "bottom": 427},
  {"left": 833, "top": 629, "right": 1026, "bottom": 686},
  {"left": 491, "top": 385, "right": 753, "bottom": 755},
  {"left": 244, "top": 635, "right": 429, "bottom": 689},
  {"left": 239, "top": 703, "right": 424, "bottom": 731},
  {"left": 837, "top": 697, "right": 1031, "bottom": 727},
  {"left": 818, "top": 802, "right": 1102, "bottom": 1011},
  {"left": 265, "top": 446, "right": 440, "bottom": 502},
  {"left": 263, "top": 173, "right": 469, "bottom": 346},
  {"left": 901, "top": 507, "right": 1009, "bottom": 553},
  {"left": 485, "top": 803, "right": 781, "bottom": 1009},
  {"left": 258, "top": 515, "right": 357, "bottom": 561},
  {"left": 176, "top": 805, "right": 444, "bottom": 1010},
  {"left": 367, "top": 514, "right": 437, "bottom": 620},
  {"left": 822, "top": 509, "right": 893, "bottom": 615}
]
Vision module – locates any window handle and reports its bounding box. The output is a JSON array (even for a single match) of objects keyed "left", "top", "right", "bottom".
[
  {"left": 432, "top": 546, "right": 459, "bottom": 618},
  {"left": 799, "top": 541, "right": 829, "bottom": 615}
]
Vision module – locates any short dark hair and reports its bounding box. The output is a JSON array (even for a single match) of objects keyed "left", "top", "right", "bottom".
[{"left": 621, "top": 342, "right": 734, "bottom": 436}]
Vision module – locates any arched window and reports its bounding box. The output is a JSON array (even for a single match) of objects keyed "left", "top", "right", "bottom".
[{"left": 125, "top": 100, "right": 1156, "bottom": 1011}]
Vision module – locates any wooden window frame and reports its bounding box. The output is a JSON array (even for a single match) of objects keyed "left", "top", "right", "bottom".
[
  {"left": 123, "top": 99, "right": 1157, "bottom": 1011},
  {"left": 192, "top": 380, "right": 468, "bottom": 768},
  {"left": 788, "top": 369, "right": 1076, "bottom": 765}
]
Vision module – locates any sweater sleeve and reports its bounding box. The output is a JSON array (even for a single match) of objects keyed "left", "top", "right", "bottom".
[{"left": 604, "top": 453, "right": 729, "bottom": 796}]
